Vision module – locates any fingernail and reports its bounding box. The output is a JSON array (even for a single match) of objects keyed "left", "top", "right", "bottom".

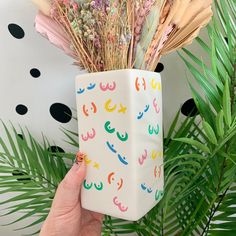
[{"left": 74, "top": 151, "right": 86, "bottom": 166}]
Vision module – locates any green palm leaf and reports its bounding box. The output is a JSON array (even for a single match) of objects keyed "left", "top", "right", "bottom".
[{"left": 0, "top": 122, "right": 71, "bottom": 234}]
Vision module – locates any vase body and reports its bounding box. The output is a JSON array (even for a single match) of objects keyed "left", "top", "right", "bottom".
[{"left": 75, "top": 69, "right": 163, "bottom": 221}]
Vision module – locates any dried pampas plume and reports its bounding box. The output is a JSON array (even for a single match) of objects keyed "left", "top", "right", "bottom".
[{"left": 32, "top": 0, "right": 213, "bottom": 72}]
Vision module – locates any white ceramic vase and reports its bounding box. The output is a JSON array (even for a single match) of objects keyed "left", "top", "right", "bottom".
[{"left": 75, "top": 69, "right": 163, "bottom": 221}]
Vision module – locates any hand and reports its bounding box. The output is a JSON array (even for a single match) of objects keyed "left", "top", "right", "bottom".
[{"left": 40, "top": 152, "right": 104, "bottom": 236}]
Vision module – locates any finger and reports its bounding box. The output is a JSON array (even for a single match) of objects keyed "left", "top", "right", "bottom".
[{"left": 51, "top": 152, "right": 87, "bottom": 210}]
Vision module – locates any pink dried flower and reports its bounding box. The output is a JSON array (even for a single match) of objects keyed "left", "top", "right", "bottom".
[
  {"left": 73, "top": 3, "right": 78, "bottom": 11},
  {"left": 94, "top": 38, "right": 101, "bottom": 48},
  {"left": 63, "top": 0, "right": 69, "bottom": 5},
  {"left": 133, "top": 0, "right": 155, "bottom": 46}
]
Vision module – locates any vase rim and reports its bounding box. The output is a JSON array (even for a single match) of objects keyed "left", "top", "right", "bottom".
[{"left": 76, "top": 69, "right": 160, "bottom": 80}]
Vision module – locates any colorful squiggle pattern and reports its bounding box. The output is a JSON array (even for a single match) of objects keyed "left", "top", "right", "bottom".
[
  {"left": 153, "top": 98, "right": 160, "bottom": 114},
  {"left": 83, "top": 179, "right": 104, "bottom": 191},
  {"left": 104, "top": 121, "right": 128, "bottom": 142},
  {"left": 108, "top": 172, "right": 123, "bottom": 190},
  {"left": 148, "top": 124, "right": 160, "bottom": 135},
  {"left": 77, "top": 83, "right": 96, "bottom": 95},
  {"left": 113, "top": 196, "right": 128, "bottom": 212},
  {"left": 106, "top": 141, "right": 129, "bottom": 165},
  {"left": 141, "top": 183, "right": 153, "bottom": 193},
  {"left": 151, "top": 79, "right": 161, "bottom": 91},
  {"left": 138, "top": 149, "right": 148, "bottom": 165},
  {"left": 77, "top": 74, "right": 162, "bottom": 218},
  {"left": 100, "top": 82, "right": 116, "bottom": 91},
  {"left": 135, "top": 77, "right": 146, "bottom": 91},
  {"left": 82, "top": 102, "right": 97, "bottom": 117},
  {"left": 81, "top": 128, "right": 96, "bottom": 141},
  {"left": 137, "top": 105, "right": 150, "bottom": 120},
  {"left": 155, "top": 190, "right": 164, "bottom": 201}
]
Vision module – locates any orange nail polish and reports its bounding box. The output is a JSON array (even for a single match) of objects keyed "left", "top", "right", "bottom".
[{"left": 75, "top": 151, "right": 86, "bottom": 164}]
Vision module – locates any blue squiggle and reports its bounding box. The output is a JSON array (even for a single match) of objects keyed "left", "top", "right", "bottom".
[
  {"left": 106, "top": 141, "right": 117, "bottom": 153},
  {"left": 77, "top": 88, "right": 85, "bottom": 94},
  {"left": 87, "top": 83, "right": 96, "bottom": 90}
]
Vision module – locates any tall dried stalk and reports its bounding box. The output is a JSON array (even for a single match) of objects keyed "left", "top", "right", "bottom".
[
  {"left": 53, "top": 2, "right": 99, "bottom": 72},
  {"left": 33, "top": 0, "right": 213, "bottom": 72}
]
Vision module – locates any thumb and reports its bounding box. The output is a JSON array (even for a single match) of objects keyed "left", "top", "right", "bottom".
[{"left": 51, "top": 152, "right": 87, "bottom": 211}]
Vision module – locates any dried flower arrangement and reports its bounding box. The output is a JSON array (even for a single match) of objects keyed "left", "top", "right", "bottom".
[{"left": 32, "top": 0, "right": 213, "bottom": 72}]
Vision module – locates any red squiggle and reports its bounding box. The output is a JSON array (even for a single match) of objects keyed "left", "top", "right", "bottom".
[
  {"left": 82, "top": 103, "right": 97, "bottom": 117},
  {"left": 135, "top": 77, "right": 140, "bottom": 91},
  {"left": 83, "top": 105, "right": 89, "bottom": 116},
  {"left": 142, "top": 77, "right": 146, "bottom": 90},
  {"left": 135, "top": 77, "right": 146, "bottom": 91},
  {"left": 91, "top": 102, "right": 97, "bottom": 113}
]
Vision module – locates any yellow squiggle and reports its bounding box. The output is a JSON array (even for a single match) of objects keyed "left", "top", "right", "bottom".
[
  {"left": 118, "top": 103, "right": 127, "bottom": 114},
  {"left": 151, "top": 79, "right": 161, "bottom": 91},
  {"left": 104, "top": 99, "right": 117, "bottom": 112},
  {"left": 151, "top": 150, "right": 163, "bottom": 160},
  {"left": 85, "top": 157, "right": 92, "bottom": 165}
]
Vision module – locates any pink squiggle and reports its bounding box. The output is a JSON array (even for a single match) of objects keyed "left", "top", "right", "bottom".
[
  {"left": 99, "top": 82, "right": 116, "bottom": 91},
  {"left": 138, "top": 149, "right": 148, "bottom": 165},
  {"left": 81, "top": 128, "right": 96, "bottom": 141},
  {"left": 113, "top": 196, "right": 128, "bottom": 212},
  {"left": 153, "top": 98, "right": 160, "bottom": 114}
]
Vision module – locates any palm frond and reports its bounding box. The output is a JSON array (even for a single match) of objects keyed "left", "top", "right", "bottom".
[
  {"left": 0, "top": 122, "right": 70, "bottom": 234},
  {"left": 172, "top": 0, "right": 236, "bottom": 235}
]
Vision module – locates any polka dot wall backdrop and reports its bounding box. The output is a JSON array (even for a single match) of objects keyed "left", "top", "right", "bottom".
[{"left": 0, "top": 1, "right": 209, "bottom": 235}]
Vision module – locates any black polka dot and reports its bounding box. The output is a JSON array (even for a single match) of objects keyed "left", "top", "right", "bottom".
[
  {"left": 16, "top": 104, "right": 28, "bottom": 115},
  {"left": 8, "top": 23, "right": 25, "bottom": 39},
  {"left": 48, "top": 146, "right": 65, "bottom": 153},
  {"left": 155, "top": 63, "right": 164, "bottom": 73},
  {"left": 49, "top": 103, "right": 72, "bottom": 123},
  {"left": 181, "top": 98, "right": 199, "bottom": 117},
  {"left": 30, "top": 68, "right": 41, "bottom": 78},
  {"left": 12, "top": 170, "right": 31, "bottom": 182}
]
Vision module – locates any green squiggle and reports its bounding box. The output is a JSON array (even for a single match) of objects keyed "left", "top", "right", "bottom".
[
  {"left": 117, "top": 132, "right": 128, "bottom": 142},
  {"left": 94, "top": 182, "right": 104, "bottom": 191},
  {"left": 104, "top": 121, "right": 115, "bottom": 134},
  {"left": 154, "top": 125, "right": 159, "bottom": 135},
  {"left": 148, "top": 125, "right": 153, "bottom": 135},
  {"left": 155, "top": 190, "right": 164, "bottom": 201},
  {"left": 148, "top": 124, "right": 160, "bottom": 135},
  {"left": 83, "top": 180, "right": 93, "bottom": 190}
]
